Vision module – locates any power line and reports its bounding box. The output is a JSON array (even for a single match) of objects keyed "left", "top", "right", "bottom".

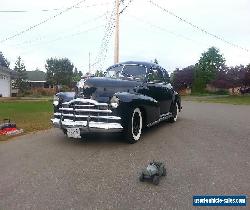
[
  {"left": 120, "top": 0, "right": 134, "bottom": 14},
  {"left": 0, "top": 0, "right": 87, "bottom": 44},
  {"left": 12, "top": 13, "right": 107, "bottom": 47},
  {"left": 94, "top": 1, "right": 117, "bottom": 71},
  {"left": 20, "top": 25, "right": 104, "bottom": 55},
  {"left": 149, "top": 0, "right": 249, "bottom": 52},
  {"left": 0, "top": 2, "right": 111, "bottom": 13},
  {"left": 93, "top": 0, "right": 136, "bottom": 70},
  {"left": 129, "top": 15, "right": 201, "bottom": 45}
]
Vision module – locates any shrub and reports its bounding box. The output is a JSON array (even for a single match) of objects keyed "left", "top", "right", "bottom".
[{"left": 24, "top": 88, "right": 56, "bottom": 97}]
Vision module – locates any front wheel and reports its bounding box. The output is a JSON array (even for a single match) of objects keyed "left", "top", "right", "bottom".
[
  {"left": 169, "top": 103, "right": 179, "bottom": 123},
  {"left": 162, "top": 167, "right": 167, "bottom": 176},
  {"left": 153, "top": 175, "right": 160, "bottom": 185},
  {"left": 139, "top": 173, "right": 144, "bottom": 182},
  {"left": 124, "top": 107, "right": 143, "bottom": 144}
]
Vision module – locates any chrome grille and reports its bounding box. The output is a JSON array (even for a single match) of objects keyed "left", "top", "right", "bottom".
[{"left": 54, "top": 99, "right": 120, "bottom": 123}]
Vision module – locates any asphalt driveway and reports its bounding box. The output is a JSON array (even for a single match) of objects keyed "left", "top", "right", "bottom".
[{"left": 0, "top": 101, "right": 249, "bottom": 210}]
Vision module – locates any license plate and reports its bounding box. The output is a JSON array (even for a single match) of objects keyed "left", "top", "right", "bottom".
[{"left": 67, "top": 128, "right": 81, "bottom": 139}]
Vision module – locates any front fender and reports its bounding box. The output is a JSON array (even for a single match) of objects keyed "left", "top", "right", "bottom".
[
  {"left": 114, "top": 92, "right": 158, "bottom": 105},
  {"left": 174, "top": 92, "right": 182, "bottom": 111},
  {"left": 113, "top": 92, "right": 160, "bottom": 127}
]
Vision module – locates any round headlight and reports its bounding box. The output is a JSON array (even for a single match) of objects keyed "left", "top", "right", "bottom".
[
  {"left": 110, "top": 95, "right": 119, "bottom": 108},
  {"left": 53, "top": 95, "right": 59, "bottom": 106}
]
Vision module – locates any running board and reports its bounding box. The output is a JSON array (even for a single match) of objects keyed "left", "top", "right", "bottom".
[{"left": 146, "top": 112, "right": 172, "bottom": 127}]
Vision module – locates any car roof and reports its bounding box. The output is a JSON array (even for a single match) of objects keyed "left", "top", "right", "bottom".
[{"left": 106, "top": 61, "right": 166, "bottom": 71}]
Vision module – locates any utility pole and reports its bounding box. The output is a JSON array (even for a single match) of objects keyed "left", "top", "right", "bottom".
[
  {"left": 114, "top": 0, "right": 120, "bottom": 64},
  {"left": 88, "top": 52, "right": 91, "bottom": 74}
]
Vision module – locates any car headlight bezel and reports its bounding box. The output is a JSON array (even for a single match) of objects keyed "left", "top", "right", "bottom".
[
  {"left": 53, "top": 95, "right": 59, "bottom": 106},
  {"left": 110, "top": 95, "right": 119, "bottom": 108}
]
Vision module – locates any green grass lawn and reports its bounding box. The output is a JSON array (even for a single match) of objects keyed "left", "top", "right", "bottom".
[
  {"left": 0, "top": 100, "right": 53, "bottom": 140},
  {"left": 183, "top": 95, "right": 250, "bottom": 105}
]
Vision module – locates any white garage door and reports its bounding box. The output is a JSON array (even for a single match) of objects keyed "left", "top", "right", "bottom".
[{"left": 0, "top": 73, "right": 11, "bottom": 97}]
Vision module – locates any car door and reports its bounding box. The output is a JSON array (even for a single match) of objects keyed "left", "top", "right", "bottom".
[{"left": 145, "top": 68, "right": 172, "bottom": 115}]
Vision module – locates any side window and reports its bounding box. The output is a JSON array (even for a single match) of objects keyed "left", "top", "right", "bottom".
[{"left": 147, "top": 68, "right": 164, "bottom": 83}]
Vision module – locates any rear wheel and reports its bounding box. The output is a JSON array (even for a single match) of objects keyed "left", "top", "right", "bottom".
[{"left": 124, "top": 107, "right": 143, "bottom": 144}]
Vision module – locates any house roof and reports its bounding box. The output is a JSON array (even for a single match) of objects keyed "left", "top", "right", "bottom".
[{"left": 26, "top": 70, "right": 46, "bottom": 82}]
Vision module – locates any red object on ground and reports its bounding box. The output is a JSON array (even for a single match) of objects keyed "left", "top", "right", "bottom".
[{"left": 0, "top": 127, "right": 18, "bottom": 135}]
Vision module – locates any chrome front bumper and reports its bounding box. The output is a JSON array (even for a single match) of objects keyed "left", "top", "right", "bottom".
[{"left": 51, "top": 118, "right": 123, "bottom": 133}]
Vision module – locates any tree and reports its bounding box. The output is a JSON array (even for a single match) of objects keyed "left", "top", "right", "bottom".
[
  {"left": 5, "top": 59, "right": 10, "bottom": 68},
  {"left": 13, "top": 56, "right": 28, "bottom": 93},
  {"left": 244, "top": 64, "right": 250, "bottom": 86},
  {"left": 0, "top": 51, "right": 10, "bottom": 68},
  {"left": 95, "top": 70, "right": 105, "bottom": 77},
  {"left": 45, "top": 58, "right": 74, "bottom": 87},
  {"left": 193, "top": 47, "right": 225, "bottom": 93},
  {"left": 153, "top": 58, "right": 159, "bottom": 64},
  {"left": 72, "top": 67, "right": 83, "bottom": 82},
  {"left": 210, "top": 65, "right": 247, "bottom": 89},
  {"left": 171, "top": 66, "right": 195, "bottom": 91}
]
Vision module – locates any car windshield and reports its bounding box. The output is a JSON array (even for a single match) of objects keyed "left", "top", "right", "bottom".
[{"left": 105, "top": 65, "right": 146, "bottom": 80}]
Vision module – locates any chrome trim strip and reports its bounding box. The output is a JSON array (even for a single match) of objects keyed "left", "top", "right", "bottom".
[
  {"left": 89, "top": 122, "right": 123, "bottom": 130},
  {"left": 62, "top": 98, "right": 108, "bottom": 106},
  {"left": 62, "top": 113, "right": 74, "bottom": 117},
  {"left": 75, "top": 109, "right": 112, "bottom": 113},
  {"left": 59, "top": 108, "right": 73, "bottom": 111},
  {"left": 146, "top": 112, "right": 172, "bottom": 127},
  {"left": 74, "top": 115, "right": 121, "bottom": 120},
  {"left": 62, "top": 120, "right": 87, "bottom": 127},
  {"left": 74, "top": 104, "right": 95, "bottom": 107},
  {"left": 59, "top": 108, "right": 112, "bottom": 113},
  {"left": 60, "top": 114, "right": 121, "bottom": 120}
]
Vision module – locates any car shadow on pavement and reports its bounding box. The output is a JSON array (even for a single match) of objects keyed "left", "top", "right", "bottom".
[
  {"left": 57, "top": 119, "right": 181, "bottom": 146},
  {"left": 58, "top": 132, "right": 126, "bottom": 146}
]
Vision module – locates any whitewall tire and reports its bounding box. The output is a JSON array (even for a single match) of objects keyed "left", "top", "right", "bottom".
[
  {"left": 169, "top": 103, "right": 178, "bottom": 123},
  {"left": 125, "top": 107, "right": 143, "bottom": 144}
]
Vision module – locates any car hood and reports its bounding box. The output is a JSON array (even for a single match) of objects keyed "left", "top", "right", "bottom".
[{"left": 81, "top": 77, "right": 143, "bottom": 102}]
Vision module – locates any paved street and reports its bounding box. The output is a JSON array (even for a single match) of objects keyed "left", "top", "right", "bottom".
[{"left": 0, "top": 101, "right": 249, "bottom": 210}]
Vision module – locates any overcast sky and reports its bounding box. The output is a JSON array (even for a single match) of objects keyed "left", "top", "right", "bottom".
[{"left": 1, "top": 0, "right": 250, "bottom": 74}]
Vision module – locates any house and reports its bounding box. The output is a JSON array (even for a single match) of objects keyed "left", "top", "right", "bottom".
[
  {"left": 178, "top": 87, "right": 192, "bottom": 95},
  {"left": 206, "top": 84, "right": 241, "bottom": 95},
  {"left": 26, "top": 70, "right": 53, "bottom": 89},
  {"left": 0, "top": 66, "right": 12, "bottom": 97},
  {"left": 0, "top": 52, "right": 13, "bottom": 97}
]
